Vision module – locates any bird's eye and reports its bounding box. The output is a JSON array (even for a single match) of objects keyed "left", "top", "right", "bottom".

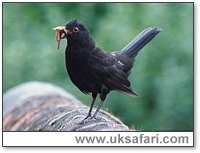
[{"left": 73, "top": 27, "right": 79, "bottom": 33}]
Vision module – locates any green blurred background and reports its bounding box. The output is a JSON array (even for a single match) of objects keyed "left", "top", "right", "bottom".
[{"left": 3, "top": 3, "right": 193, "bottom": 131}]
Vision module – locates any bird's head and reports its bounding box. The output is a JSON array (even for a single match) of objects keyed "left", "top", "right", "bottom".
[{"left": 53, "top": 20, "right": 92, "bottom": 49}]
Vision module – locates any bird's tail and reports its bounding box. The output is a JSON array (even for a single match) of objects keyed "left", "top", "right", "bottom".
[{"left": 121, "top": 27, "right": 162, "bottom": 58}]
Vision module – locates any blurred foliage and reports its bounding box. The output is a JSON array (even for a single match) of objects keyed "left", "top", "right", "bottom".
[{"left": 3, "top": 3, "right": 193, "bottom": 131}]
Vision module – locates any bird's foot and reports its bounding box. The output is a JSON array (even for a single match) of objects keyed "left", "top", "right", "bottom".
[
  {"left": 91, "top": 114, "right": 97, "bottom": 120},
  {"left": 84, "top": 114, "right": 92, "bottom": 120},
  {"left": 79, "top": 114, "right": 92, "bottom": 124},
  {"left": 80, "top": 114, "right": 98, "bottom": 124}
]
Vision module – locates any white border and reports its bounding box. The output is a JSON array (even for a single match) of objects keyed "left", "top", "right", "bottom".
[
  {"left": 3, "top": 132, "right": 194, "bottom": 146},
  {"left": 1, "top": 0, "right": 198, "bottom": 151}
]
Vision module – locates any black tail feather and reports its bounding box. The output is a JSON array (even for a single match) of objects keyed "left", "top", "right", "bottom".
[{"left": 121, "top": 27, "right": 162, "bottom": 58}]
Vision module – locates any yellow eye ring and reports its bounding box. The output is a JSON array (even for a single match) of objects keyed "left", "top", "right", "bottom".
[{"left": 73, "top": 27, "right": 79, "bottom": 33}]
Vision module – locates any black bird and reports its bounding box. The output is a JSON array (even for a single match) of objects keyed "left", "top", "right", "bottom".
[{"left": 53, "top": 20, "right": 162, "bottom": 120}]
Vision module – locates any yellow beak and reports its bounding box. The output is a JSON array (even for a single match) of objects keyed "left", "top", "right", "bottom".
[{"left": 52, "top": 26, "right": 65, "bottom": 31}]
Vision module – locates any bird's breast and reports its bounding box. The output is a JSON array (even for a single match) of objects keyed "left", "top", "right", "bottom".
[{"left": 65, "top": 47, "right": 100, "bottom": 93}]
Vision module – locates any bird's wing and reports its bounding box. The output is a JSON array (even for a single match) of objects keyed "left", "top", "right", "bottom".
[{"left": 88, "top": 48, "right": 138, "bottom": 96}]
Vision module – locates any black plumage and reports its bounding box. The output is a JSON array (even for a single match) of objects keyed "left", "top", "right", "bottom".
[{"left": 54, "top": 20, "right": 162, "bottom": 119}]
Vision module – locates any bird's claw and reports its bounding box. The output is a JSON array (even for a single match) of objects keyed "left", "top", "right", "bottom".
[
  {"left": 80, "top": 114, "right": 98, "bottom": 124},
  {"left": 83, "top": 114, "right": 91, "bottom": 120},
  {"left": 91, "top": 115, "right": 97, "bottom": 120},
  {"left": 79, "top": 114, "right": 91, "bottom": 124}
]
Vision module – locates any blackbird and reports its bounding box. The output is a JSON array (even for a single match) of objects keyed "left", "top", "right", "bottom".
[{"left": 53, "top": 20, "right": 162, "bottom": 120}]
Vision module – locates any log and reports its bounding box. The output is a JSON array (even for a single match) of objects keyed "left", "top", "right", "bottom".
[{"left": 3, "top": 81, "right": 134, "bottom": 131}]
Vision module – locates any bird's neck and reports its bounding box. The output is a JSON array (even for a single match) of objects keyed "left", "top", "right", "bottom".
[
  {"left": 67, "top": 35, "right": 95, "bottom": 49},
  {"left": 65, "top": 36, "right": 96, "bottom": 61}
]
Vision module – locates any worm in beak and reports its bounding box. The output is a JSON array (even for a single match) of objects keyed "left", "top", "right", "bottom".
[{"left": 53, "top": 26, "right": 66, "bottom": 49}]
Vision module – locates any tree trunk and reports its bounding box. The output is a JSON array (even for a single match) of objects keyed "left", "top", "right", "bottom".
[{"left": 3, "top": 81, "right": 134, "bottom": 131}]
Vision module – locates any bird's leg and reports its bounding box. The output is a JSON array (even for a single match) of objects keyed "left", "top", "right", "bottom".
[
  {"left": 92, "top": 85, "right": 109, "bottom": 119},
  {"left": 92, "top": 100, "right": 105, "bottom": 119},
  {"left": 83, "top": 93, "right": 97, "bottom": 120}
]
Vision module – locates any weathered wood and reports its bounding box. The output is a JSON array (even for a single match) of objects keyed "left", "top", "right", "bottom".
[{"left": 3, "top": 82, "right": 134, "bottom": 131}]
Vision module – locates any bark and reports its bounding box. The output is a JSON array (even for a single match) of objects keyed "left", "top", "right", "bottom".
[{"left": 3, "top": 81, "right": 134, "bottom": 131}]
